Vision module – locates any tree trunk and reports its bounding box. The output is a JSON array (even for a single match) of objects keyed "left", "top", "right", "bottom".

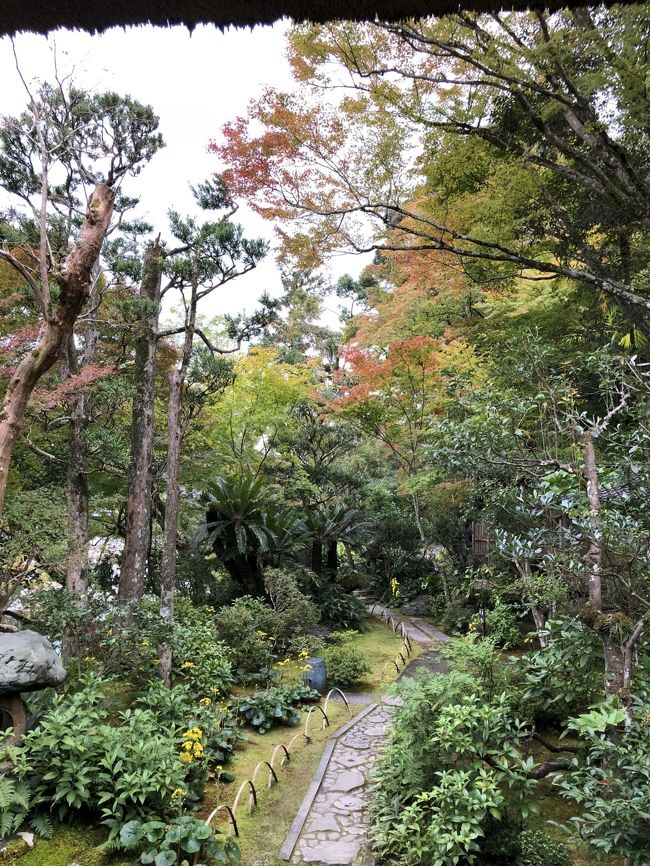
[
  {"left": 0, "top": 184, "right": 115, "bottom": 515},
  {"left": 326, "top": 539, "right": 338, "bottom": 575},
  {"left": 311, "top": 540, "right": 323, "bottom": 575},
  {"left": 65, "top": 266, "right": 100, "bottom": 600},
  {"left": 514, "top": 558, "right": 549, "bottom": 648},
  {"left": 119, "top": 244, "right": 163, "bottom": 603},
  {"left": 582, "top": 433, "right": 629, "bottom": 703},
  {"left": 583, "top": 433, "right": 603, "bottom": 613},
  {"left": 412, "top": 492, "right": 426, "bottom": 543},
  {"left": 159, "top": 282, "right": 196, "bottom": 686}
]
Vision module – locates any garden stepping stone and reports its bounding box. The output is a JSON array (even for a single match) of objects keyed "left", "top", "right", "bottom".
[
  {"left": 337, "top": 754, "right": 369, "bottom": 768},
  {"left": 308, "top": 815, "right": 341, "bottom": 832},
  {"left": 332, "top": 794, "right": 365, "bottom": 813},
  {"left": 330, "top": 770, "right": 365, "bottom": 792},
  {"left": 301, "top": 841, "right": 361, "bottom": 864}
]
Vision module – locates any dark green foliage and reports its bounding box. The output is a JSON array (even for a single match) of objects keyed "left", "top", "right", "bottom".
[
  {"left": 316, "top": 585, "right": 368, "bottom": 630},
  {"left": 214, "top": 579, "right": 318, "bottom": 678},
  {"left": 555, "top": 699, "right": 650, "bottom": 865},
  {"left": 1, "top": 682, "right": 184, "bottom": 829},
  {"left": 520, "top": 619, "right": 603, "bottom": 725},
  {"left": 482, "top": 600, "right": 521, "bottom": 649},
  {"left": 114, "top": 815, "right": 240, "bottom": 865},
  {"left": 322, "top": 642, "right": 370, "bottom": 688},
  {"left": 231, "top": 683, "right": 319, "bottom": 734},
  {"left": 517, "top": 831, "right": 571, "bottom": 866},
  {"left": 368, "top": 647, "right": 538, "bottom": 866}
]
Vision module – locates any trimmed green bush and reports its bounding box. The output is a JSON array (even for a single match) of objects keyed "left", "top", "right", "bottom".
[{"left": 518, "top": 830, "right": 571, "bottom": 866}]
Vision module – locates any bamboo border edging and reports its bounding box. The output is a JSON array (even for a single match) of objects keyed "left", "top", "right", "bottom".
[
  {"left": 205, "top": 689, "right": 352, "bottom": 837},
  {"left": 323, "top": 687, "right": 352, "bottom": 721}
]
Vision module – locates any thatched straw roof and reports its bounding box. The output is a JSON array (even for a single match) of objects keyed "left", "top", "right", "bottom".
[{"left": 2, "top": 0, "right": 578, "bottom": 37}]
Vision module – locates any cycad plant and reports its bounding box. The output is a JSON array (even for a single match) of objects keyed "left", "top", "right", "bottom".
[
  {"left": 198, "top": 475, "right": 270, "bottom": 596},
  {"left": 198, "top": 476, "right": 307, "bottom": 595},
  {"left": 304, "top": 505, "right": 369, "bottom": 577}
]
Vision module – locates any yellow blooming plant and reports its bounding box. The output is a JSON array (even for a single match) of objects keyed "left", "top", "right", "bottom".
[{"left": 179, "top": 727, "right": 205, "bottom": 763}]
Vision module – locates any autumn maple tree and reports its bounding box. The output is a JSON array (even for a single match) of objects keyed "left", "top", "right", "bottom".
[{"left": 212, "top": 8, "right": 650, "bottom": 338}]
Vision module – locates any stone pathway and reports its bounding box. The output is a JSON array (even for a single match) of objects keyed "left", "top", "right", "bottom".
[
  {"left": 290, "top": 702, "right": 394, "bottom": 865},
  {"left": 279, "top": 602, "right": 450, "bottom": 866}
]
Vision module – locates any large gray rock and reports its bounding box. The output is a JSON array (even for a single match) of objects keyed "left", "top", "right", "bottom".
[{"left": 0, "top": 631, "right": 66, "bottom": 695}]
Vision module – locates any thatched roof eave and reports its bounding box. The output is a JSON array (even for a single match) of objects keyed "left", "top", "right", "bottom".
[{"left": 1, "top": 0, "right": 590, "bottom": 38}]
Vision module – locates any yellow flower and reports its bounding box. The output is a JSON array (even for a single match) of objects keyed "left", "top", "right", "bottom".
[
  {"left": 183, "top": 727, "right": 202, "bottom": 741},
  {"left": 180, "top": 752, "right": 193, "bottom": 763},
  {"left": 171, "top": 788, "right": 187, "bottom": 800},
  {"left": 181, "top": 661, "right": 196, "bottom": 669},
  {"left": 199, "top": 697, "right": 212, "bottom": 706}
]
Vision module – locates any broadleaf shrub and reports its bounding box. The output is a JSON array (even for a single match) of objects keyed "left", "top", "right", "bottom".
[
  {"left": 316, "top": 585, "right": 368, "bottom": 630},
  {"left": 517, "top": 830, "right": 571, "bottom": 866},
  {"left": 231, "top": 683, "right": 319, "bottom": 734},
  {"left": 322, "top": 632, "right": 370, "bottom": 688}
]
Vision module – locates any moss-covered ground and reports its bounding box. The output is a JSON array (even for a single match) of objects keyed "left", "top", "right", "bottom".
[
  {"left": 526, "top": 737, "right": 623, "bottom": 866},
  {"left": 0, "top": 826, "right": 130, "bottom": 866}
]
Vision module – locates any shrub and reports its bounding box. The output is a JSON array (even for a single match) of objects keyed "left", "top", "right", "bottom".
[
  {"left": 286, "top": 632, "right": 326, "bottom": 658},
  {"left": 231, "top": 683, "right": 318, "bottom": 734},
  {"left": 517, "top": 831, "right": 571, "bottom": 866},
  {"left": 2, "top": 681, "right": 186, "bottom": 836},
  {"left": 442, "top": 634, "right": 507, "bottom": 700},
  {"left": 170, "top": 599, "right": 234, "bottom": 699},
  {"left": 322, "top": 633, "right": 370, "bottom": 688},
  {"left": 137, "top": 681, "right": 243, "bottom": 771},
  {"left": 115, "top": 815, "right": 240, "bottom": 865},
  {"left": 479, "top": 600, "right": 521, "bottom": 648},
  {"left": 432, "top": 597, "right": 474, "bottom": 635},
  {"left": 371, "top": 768, "right": 506, "bottom": 866},
  {"left": 32, "top": 591, "right": 235, "bottom": 698},
  {"left": 369, "top": 673, "right": 536, "bottom": 866},
  {"left": 555, "top": 699, "right": 650, "bottom": 865},
  {"left": 520, "top": 618, "right": 603, "bottom": 724},
  {"left": 264, "top": 567, "right": 319, "bottom": 634},
  {"left": 215, "top": 579, "right": 318, "bottom": 678},
  {"left": 316, "top": 585, "right": 368, "bottom": 630}
]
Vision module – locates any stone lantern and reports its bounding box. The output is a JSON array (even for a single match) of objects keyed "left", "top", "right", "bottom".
[{"left": 0, "top": 631, "right": 66, "bottom": 740}]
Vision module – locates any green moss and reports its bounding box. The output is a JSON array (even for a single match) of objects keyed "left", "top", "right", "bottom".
[{"left": 1, "top": 826, "right": 130, "bottom": 866}]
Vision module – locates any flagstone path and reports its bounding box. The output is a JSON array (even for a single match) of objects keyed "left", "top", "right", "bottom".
[{"left": 279, "top": 603, "right": 450, "bottom": 866}]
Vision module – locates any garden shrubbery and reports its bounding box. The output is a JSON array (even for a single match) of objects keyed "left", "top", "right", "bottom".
[
  {"left": 231, "top": 682, "right": 319, "bottom": 734},
  {"left": 0, "top": 678, "right": 242, "bottom": 852},
  {"left": 322, "top": 630, "right": 371, "bottom": 688},
  {"left": 315, "top": 585, "right": 368, "bottom": 630}
]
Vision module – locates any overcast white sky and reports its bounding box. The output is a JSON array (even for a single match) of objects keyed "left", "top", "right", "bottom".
[{"left": 0, "top": 24, "right": 365, "bottom": 324}]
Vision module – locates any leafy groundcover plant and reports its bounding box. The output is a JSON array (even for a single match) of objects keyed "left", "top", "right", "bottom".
[{"left": 117, "top": 815, "right": 240, "bottom": 866}]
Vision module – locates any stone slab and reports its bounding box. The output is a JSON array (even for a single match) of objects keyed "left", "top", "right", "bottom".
[
  {"left": 301, "top": 841, "right": 361, "bottom": 864},
  {"left": 330, "top": 770, "right": 365, "bottom": 792}
]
